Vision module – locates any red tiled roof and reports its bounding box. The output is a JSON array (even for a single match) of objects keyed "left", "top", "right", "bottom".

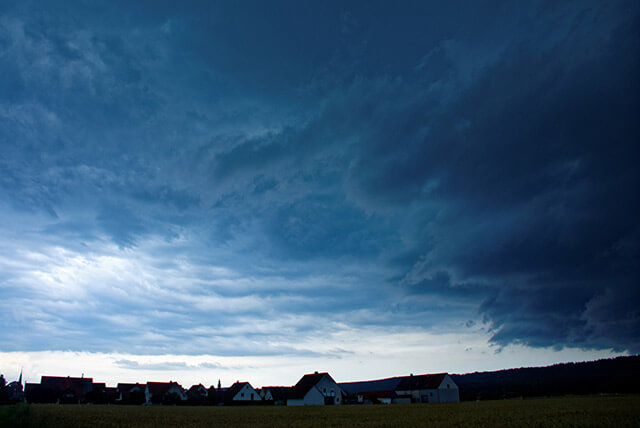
[
  {"left": 147, "top": 381, "right": 183, "bottom": 395},
  {"left": 395, "top": 373, "right": 448, "bottom": 391},
  {"left": 40, "top": 376, "right": 93, "bottom": 398},
  {"left": 117, "top": 383, "right": 145, "bottom": 393}
]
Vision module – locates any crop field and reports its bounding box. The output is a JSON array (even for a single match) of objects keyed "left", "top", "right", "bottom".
[{"left": 1, "top": 395, "right": 639, "bottom": 427}]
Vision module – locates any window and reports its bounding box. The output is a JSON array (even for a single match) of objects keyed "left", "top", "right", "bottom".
[
  {"left": 241, "top": 393, "right": 244, "bottom": 397},
  {"left": 447, "top": 384, "right": 450, "bottom": 388},
  {"left": 251, "top": 393, "right": 254, "bottom": 399}
]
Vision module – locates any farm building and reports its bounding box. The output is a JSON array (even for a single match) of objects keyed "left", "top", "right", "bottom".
[
  {"left": 394, "top": 373, "right": 459, "bottom": 403},
  {"left": 341, "top": 372, "right": 460, "bottom": 404},
  {"left": 287, "top": 371, "right": 344, "bottom": 406}
]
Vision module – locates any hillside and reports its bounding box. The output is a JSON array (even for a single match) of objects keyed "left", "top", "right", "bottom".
[{"left": 339, "top": 355, "right": 640, "bottom": 401}]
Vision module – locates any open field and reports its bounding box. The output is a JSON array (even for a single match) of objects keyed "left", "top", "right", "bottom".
[{"left": 2, "top": 395, "right": 639, "bottom": 428}]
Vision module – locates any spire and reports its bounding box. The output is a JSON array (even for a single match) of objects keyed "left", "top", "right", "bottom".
[{"left": 18, "top": 369, "right": 22, "bottom": 385}]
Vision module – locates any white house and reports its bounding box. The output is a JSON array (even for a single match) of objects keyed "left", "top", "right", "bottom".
[
  {"left": 287, "top": 371, "right": 344, "bottom": 406},
  {"left": 394, "top": 373, "right": 459, "bottom": 403},
  {"left": 224, "top": 381, "right": 262, "bottom": 403},
  {"left": 145, "top": 381, "right": 187, "bottom": 404}
]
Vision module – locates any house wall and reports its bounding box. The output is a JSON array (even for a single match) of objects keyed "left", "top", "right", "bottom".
[
  {"left": 315, "top": 375, "right": 343, "bottom": 404},
  {"left": 233, "top": 384, "right": 260, "bottom": 401},
  {"left": 396, "top": 374, "right": 460, "bottom": 403},
  {"left": 287, "top": 387, "right": 325, "bottom": 406},
  {"left": 418, "top": 388, "right": 438, "bottom": 403},
  {"left": 437, "top": 374, "right": 459, "bottom": 403},
  {"left": 303, "top": 387, "right": 325, "bottom": 405},
  {"left": 169, "top": 385, "right": 187, "bottom": 400}
]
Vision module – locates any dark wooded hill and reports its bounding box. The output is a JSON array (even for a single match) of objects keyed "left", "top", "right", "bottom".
[{"left": 451, "top": 355, "right": 640, "bottom": 401}]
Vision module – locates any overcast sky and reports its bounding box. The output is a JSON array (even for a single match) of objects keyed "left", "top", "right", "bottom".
[{"left": 1, "top": 0, "right": 638, "bottom": 388}]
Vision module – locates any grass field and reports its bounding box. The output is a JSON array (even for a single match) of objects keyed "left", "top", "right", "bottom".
[{"left": 1, "top": 395, "right": 639, "bottom": 427}]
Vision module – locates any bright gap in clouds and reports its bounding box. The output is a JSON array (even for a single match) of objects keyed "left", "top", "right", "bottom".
[{"left": 0, "top": 345, "right": 622, "bottom": 389}]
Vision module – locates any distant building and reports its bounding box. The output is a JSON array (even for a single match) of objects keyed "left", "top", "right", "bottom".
[
  {"left": 6, "top": 371, "right": 25, "bottom": 402},
  {"left": 26, "top": 376, "right": 94, "bottom": 404},
  {"left": 223, "top": 382, "right": 262, "bottom": 404},
  {"left": 287, "top": 371, "right": 344, "bottom": 406},
  {"left": 187, "top": 383, "right": 209, "bottom": 403},
  {"left": 117, "top": 383, "right": 146, "bottom": 404},
  {"left": 356, "top": 390, "right": 394, "bottom": 404},
  {"left": 145, "top": 381, "right": 187, "bottom": 404},
  {"left": 394, "top": 373, "right": 459, "bottom": 403},
  {"left": 260, "top": 386, "right": 291, "bottom": 405}
]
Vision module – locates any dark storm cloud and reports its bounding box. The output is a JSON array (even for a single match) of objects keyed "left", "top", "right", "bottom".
[
  {"left": 0, "top": 0, "right": 638, "bottom": 357},
  {"left": 339, "top": 3, "right": 640, "bottom": 350}
]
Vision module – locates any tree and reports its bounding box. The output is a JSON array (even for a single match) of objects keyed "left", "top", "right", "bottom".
[{"left": 0, "top": 374, "right": 7, "bottom": 401}]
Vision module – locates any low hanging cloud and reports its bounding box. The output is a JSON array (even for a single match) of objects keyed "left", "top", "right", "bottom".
[{"left": 114, "top": 359, "right": 222, "bottom": 371}]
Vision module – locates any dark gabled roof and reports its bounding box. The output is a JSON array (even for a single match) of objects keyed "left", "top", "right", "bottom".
[
  {"left": 395, "top": 373, "right": 448, "bottom": 391},
  {"left": 262, "top": 386, "right": 291, "bottom": 401},
  {"left": 40, "top": 376, "right": 93, "bottom": 396},
  {"left": 340, "top": 376, "right": 404, "bottom": 394},
  {"left": 147, "top": 381, "right": 183, "bottom": 395},
  {"left": 117, "top": 383, "right": 145, "bottom": 393},
  {"left": 92, "top": 383, "right": 106, "bottom": 392},
  {"left": 288, "top": 372, "right": 329, "bottom": 399},
  {"left": 188, "top": 383, "right": 207, "bottom": 393},
  {"left": 24, "top": 383, "right": 43, "bottom": 393}
]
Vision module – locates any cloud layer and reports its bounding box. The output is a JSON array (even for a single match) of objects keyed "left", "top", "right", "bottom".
[{"left": 1, "top": 0, "right": 638, "bottom": 371}]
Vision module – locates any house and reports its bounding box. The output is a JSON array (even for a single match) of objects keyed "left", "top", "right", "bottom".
[
  {"left": 187, "top": 383, "right": 209, "bottom": 404},
  {"left": 357, "top": 390, "right": 394, "bottom": 404},
  {"left": 38, "top": 376, "right": 94, "bottom": 403},
  {"left": 85, "top": 382, "right": 118, "bottom": 404},
  {"left": 394, "top": 373, "right": 459, "bottom": 403},
  {"left": 145, "top": 381, "right": 187, "bottom": 404},
  {"left": 260, "top": 386, "right": 291, "bottom": 405},
  {"left": 223, "top": 382, "right": 262, "bottom": 404},
  {"left": 117, "top": 383, "right": 146, "bottom": 404},
  {"left": 6, "top": 372, "right": 25, "bottom": 402},
  {"left": 287, "top": 371, "right": 344, "bottom": 406},
  {"left": 25, "top": 383, "right": 52, "bottom": 403}
]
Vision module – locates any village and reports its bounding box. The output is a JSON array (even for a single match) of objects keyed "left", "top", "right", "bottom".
[{"left": 1, "top": 371, "right": 460, "bottom": 406}]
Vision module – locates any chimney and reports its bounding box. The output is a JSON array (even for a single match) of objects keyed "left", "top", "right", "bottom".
[{"left": 314, "top": 371, "right": 318, "bottom": 374}]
